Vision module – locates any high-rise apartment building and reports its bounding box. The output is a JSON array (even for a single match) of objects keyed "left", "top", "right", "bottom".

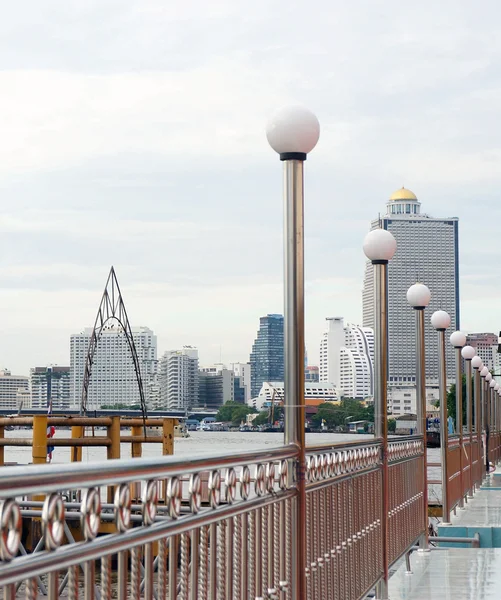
[
  {"left": 319, "top": 318, "right": 374, "bottom": 399},
  {"left": 0, "top": 369, "right": 29, "bottom": 411},
  {"left": 158, "top": 347, "right": 199, "bottom": 410},
  {"left": 363, "top": 188, "right": 459, "bottom": 397},
  {"left": 30, "top": 366, "right": 70, "bottom": 410},
  {"left": 250, "top": 314, "right": 284, "bottom": 398},
  {"left": 70, "top": 326, "right": 157, "bottom": 410}
]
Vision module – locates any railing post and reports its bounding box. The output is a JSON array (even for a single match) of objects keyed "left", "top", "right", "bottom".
[
  {"left": 32, "top": 415, "right": 48, "bottom": 465},
  {"left": 407, "top": 283, "right": 430, "bottom": 550},
  {"left": 71, "top": 425, "right": 83, "bottom": 463},
  {"left": 162, "top": 418, "right": 175, "bottom": 456},
  {"left": 431, "top": 312, "right": 450, "bottom": 524},
  {"left": 107, "top": 416, "right": 121, "bottom": 503},
  {"left": 267, "top": 106, "right": 320, "bottom": 600},
  {"left": 363, "top": 228, "right": 396, "bottom": 600}
]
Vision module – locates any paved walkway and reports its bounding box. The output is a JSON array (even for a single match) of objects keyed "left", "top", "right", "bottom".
[{"left": 389, "top": 473, "right": 501, "bottom": 598}]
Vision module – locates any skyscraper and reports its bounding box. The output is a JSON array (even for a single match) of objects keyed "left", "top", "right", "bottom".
[
  {"left": 70, "top": 326, "right": 158, "bottom": 410},
  {"left": 158, "top": 347, "right": 199, "bottom": 410},
  {"left": 319, "top": 318, "right": 374, "bottom": 399},
  {"left": 250, "top": 314, "right": 284, "bottom": 398},
  {"left": 0, "top": 370, "right": 29, "bottom": 411},
  {"left": 362, "top": 188, "right": 459, "bottom": 406}
]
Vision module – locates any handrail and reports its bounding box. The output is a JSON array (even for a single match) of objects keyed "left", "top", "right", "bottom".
[{"left": 0, "top": 445, "right": 298, "bottom": 498}]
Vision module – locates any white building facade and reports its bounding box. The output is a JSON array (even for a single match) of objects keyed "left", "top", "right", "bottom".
[
  {"left": 70, "top": 326, "right": 158, "bottom": 410},
  {"left": 254, "top": 381, "right": 339, "bottom": 411},
  {"left": 0, "top": 369, "right": 29, "bottom": 411},
  {"left": 158, "top": 347, "right": 199, "bottom": 410},
  {"left": 362, "top": 188, "right": 459, "bottom": 413},
  {"left": 229, "top": 363, "right": 252, "bottom": 404},
  {"left": 319, "top": 318, "right": 374, "bottom": 399}
]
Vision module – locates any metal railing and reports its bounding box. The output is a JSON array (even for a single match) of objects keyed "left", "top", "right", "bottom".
[{"left": 0, "top": 435, "right": 429, "bottom": 600}]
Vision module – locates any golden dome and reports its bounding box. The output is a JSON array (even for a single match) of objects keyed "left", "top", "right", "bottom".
[{"left": 389, "top": 187, "right": 418, "bottom": 201}]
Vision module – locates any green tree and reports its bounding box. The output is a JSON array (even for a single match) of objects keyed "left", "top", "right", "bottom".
[
  {"left": 444, "top": 374, "right": 469, "bottom": 427},
  {"left": 230, "top": 404, "right": 256, "bottom": 426},
  {"left": 216, "top": 401, "right": 240, "bottom": 422},
  {"left": 388, "top": 418, "right": 396, "bottom": 433}
]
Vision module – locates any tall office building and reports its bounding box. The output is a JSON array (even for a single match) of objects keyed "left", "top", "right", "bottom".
[
  {"left": 70, "top": 326, "right": 157, "bottom": 410},
  {"left": 158, "top": 347, "right": 199, "bottom": 410},
  {"left": 229, "top": 363, "right": 252, "bottom": 404},
  {"left": 0, "top": 369, "right": 29, "bottom": 411},
  {"left": 362, "top": 188, "right": 459, "bottom": 408},
  {"left": 30, "top": 366, "right": 70, "bottom": 410},
  {"left": 319, "top": 318, "right": 374, "bottom": 399},
  {"left": 198, "top": 364, "right": 234, "bottom": 408},
  {"left": 250, "top": 314, "right": 284, "bottom": 398}
]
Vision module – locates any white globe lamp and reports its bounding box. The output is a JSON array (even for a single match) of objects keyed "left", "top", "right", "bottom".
[
  {"left": 431, "top": 310, "right": 451, "bottom": 330},
  {"left": 490, "top": 379, "right": 496, "bottom": 388},
  {"left": 461, "top": 346, "right": 476, "bottom": 360},
  {"left": 495, "top": 383, "right": 500, "bottom": 392},
  {"left": 363, "top": 229, "right": 397, "bottom": 263},
  {"left": 486, "top": 373, "right": 492, "bottom": 382},
  {"left": 407, "top": 283, "right": 431, "bottom": 309},
  {"left": 450, "top": 331, "right": 467, "bottom": 348},
  {"left": 266, "top": 106, "right": 320, "bottom": 159},
  {"left": 481, "top": 366, "right": 489, "bottom": 377},
  {"left": 472, "top": 356, "right": 483, "bottom": 369}
]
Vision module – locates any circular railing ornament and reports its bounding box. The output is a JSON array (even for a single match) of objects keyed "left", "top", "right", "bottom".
[
  {"left": 0, "top": 499, "right": 21, "bottom": 561},
  {"left": 189, "top": 473, "right": 202, "bottom": 514},
  {"left": 114, "top": 484, "right": 132, "bottom": 532},
  {"left": 166, "top": 477, "right": 182, "bottom": 518},
  {"left": 240, "top": 466, "right": 251, "bottom": 499},
  {"left": 142, "top": 480, "right": 158, "bottom": 526},
  {"left": 226, "top": 468, "right": 238, "bottom": 504},
  {"left": 208, "top": 470, "right": 221, "bottom": 508},
  {"left": 255, "top": 464, "right": 266, "bottom": 496},
  {"left": 81, "top": 488, "right": 101, "bottom": 541},
  {"left": 265, "top": 463, "right": 275, "bottom": 493},
  {"left": 42, "top": 494, "right": 65, "bottom": 550},
  {"left": 278, "top": 460, "right": 288, "bottom": 490}
]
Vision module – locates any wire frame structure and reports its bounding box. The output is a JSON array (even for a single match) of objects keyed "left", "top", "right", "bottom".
[{"left": 80, "top": 267, "right": 147, "bottom": 420}]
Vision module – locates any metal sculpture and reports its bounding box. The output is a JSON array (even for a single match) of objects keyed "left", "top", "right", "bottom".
[{"left": 80, "top": 267, "right": 147, "bottom": 419}]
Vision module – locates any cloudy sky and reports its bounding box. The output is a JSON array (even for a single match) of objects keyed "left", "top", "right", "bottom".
[{"left": 1, "top": 1, "right": 501, "bottom": 375}]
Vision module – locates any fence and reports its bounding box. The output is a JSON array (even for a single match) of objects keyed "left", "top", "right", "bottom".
[{"left": 0, "top": 433, "right": 429, "bottom": 600}]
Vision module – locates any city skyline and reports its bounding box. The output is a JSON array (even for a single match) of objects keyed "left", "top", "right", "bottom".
[{"left": 2, "top": 3, "right": 501, "bottom": 375}]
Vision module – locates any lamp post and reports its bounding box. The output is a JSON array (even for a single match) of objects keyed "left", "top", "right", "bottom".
[
  {"left": 462, "top": 345, "right": 476, "bottom": 498},
  {"left": 472, "top": 356, "right": 483, "bottom": 489},
  {"left": 450, "top": 331, "right": 466, "bottom": 507},
  {"left": 407, "top": 283, "right": 431, "bottom": 550},
  {"left": 489, "top": 378, "right": 496, "bottom": 469},
  {"left": 481, "top": 366, "right": 490, "bottom": 475},
  {"left": 363, "top": 227, "right": 397, "bottom": 600},
  {"left": 431, "top": 310, "right": 451, "bottom": 523},
  {"left": 267, "top": 105, "right": 320, "bottom": 599}
]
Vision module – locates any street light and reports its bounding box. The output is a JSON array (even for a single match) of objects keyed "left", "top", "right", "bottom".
[
  {"left": 471, "top": 356, "right": 483, "bottom": 489},
  {"left": 450, "top": 331, "right": 466, "bottom": 507},
  {"left": 407, "top": 282, "right": 431, "bottom": 549},
  {"left": 431, "top": 310, "right": 451, "bottom": 522},
  {"left": 480, "top": 366, "right": 490, "bottom": 475},
  {"left": 267, "top": 105, "right": 320, "bottom": 600},
  {"left": 462, "top": 345, "right": 476, "bottom": 498},
  {"left": 363, "top": 227, "right": 396, "bottom": 600}
]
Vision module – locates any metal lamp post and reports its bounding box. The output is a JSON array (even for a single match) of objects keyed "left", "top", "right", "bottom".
[
  {"left": 363, "top": 227, "right": 397, "bottom": 600},
  {"left": 481, "top": 367, "right": 490, "bottom": 475},
  {"left": 489, "top": 379, "right": 496, "bottom": 468},
  {"left": 266, "top": 105, "right": 320, "bottom": 600},
  {"left": 431, "top": 310, "right": 451, "bottom": 523},
  {"left": 407, "top": 283, "right": 431, "bottom": 549},
  {"left": 472, "top": 356, "right": 483, "bottom": 489},
  {"left": 461, "top": 345, "right": 476, "bottom": 498},
  {"left": 450, "top": 331, "right": 466, "bottom": 507}
]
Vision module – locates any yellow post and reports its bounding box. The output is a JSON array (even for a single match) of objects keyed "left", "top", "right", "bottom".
[
  {"left": 131, "top": 425, "right": 142, "bottom": 458},
  {"left": 162, "top": 418, "right": 175, "bottom": 456},
  {"left": 71, "top": 426, "right": 83, "bottom": 463},
  {"left": 107, "top": 417, "right": 121, "bottom": 503},
  {"left": 0, "top": 426, "right": 4, "bottom": 466},
  {"left": 32, "top": 415, "right": 48, "bottom": 465}
]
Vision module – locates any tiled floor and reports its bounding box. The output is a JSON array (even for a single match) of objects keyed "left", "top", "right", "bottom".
[{"left": 388, "top": 548, "right": 501, "bottom": 599}]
